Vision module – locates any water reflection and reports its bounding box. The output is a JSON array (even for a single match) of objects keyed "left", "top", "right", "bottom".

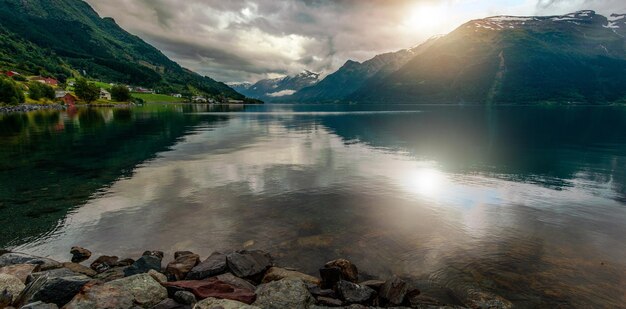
[{"left": 1, "top": 105, "right": 625, "bottom": 307}]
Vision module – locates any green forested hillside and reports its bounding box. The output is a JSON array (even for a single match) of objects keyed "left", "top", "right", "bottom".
[{"left": 0, "top": 0, "right": 243, "bottom": 99}]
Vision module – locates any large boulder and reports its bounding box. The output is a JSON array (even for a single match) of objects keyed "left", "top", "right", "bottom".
[
  {"left": 254, "top": 278, "right": 314, "bottom": 309},
  {"left": 19, "top": 269, "right": 91, "bottom": 307},
  {"left": 185, "top": 253, "right": 227, "bottom": 280},
  {"left": 262, "top": 267, "right": 320, "bottom": 285},
  {"left": 379, "top": 276, "right": 409, "bottom": 305},
  {"left": 124, "top": 255, "right": 162, "bottom": 277},
  {"left": 69, "top": 247, "right": 92, "bottom": 264},
  {"left": 336, "top": 280, "right": 374, "bottom": 304},
  {"left": 165, "top": 252, "right": 199, "bottom": 281},
  {"left": 63, "top": 281, "right": 134, "bottom": 309},
  {"left": 163, "top": 278, "right": 255, "bottom": 304},
  {"left": 106, "top": 273, "right": 167, "bottom": 308},
  {"left": 0, "top": 274, "right": 25, "bottom": 304},
  {"left": 0, "top": 253, "right": 61, "bottom": 271},
  {"left": 194, "top": 297, "right": 260, "bottom": 309},
  {"left": 324, "top": 259, "right": 358, "bottom": 283},
  {"left": 213, "top": 273, "right": 256, "bottom": 291},
  {"left": 0, "top": 264, "right": 40, "bottom": 283},
  {"left": 62, "top": 263, "right": 97, "bottom": 277},
  {"left": 226, "top": 250, "right": 272, "bottom": 279},
  {"left": 19, "top": 301, "right": 59, "bottom": 309}
]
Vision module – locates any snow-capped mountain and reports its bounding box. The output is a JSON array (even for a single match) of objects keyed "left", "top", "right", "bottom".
[{"left": 231, "top": 70, "right": 320, "bottom": 102}]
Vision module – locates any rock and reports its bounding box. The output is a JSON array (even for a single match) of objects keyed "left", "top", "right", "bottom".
[
  {"left": 225, "top": 250, "right": 272, "bottom": 279},
  {"left": 93, "top": 267, "right": 127, "bottom": 282},
  {"left": 19, "top": 269, "right": 91, "bottom": 307},
  {"left": 336, "top": 280, "right": 374, "bottom": 304},
  {"left": 319, "top": 267, "right": 342, "bottom": 289},
  {"left": 0, "top": 253, "right": 61, "bottom": 271},
  {"left": 173, "top": 291, "right": 196, "bottom": 305},
  {"left": 19, "top": 301, "right": 59, "bottom": 309},
  {"left": 148, "top": 269, "right": 168, "bottom": 284},
  {"left": 62, "top": 263, "right": 97, "bottom": 277},
  {"left": 124, "top": 255, "right": 162, "bottom": 277},
  {"left": 163, "top": 278, "right": 255, "bottom": 304},
  {"left": 63, "top": 281, "right": 134, "bottom": 309},
  {"left": 379, "top": 276, "right": 409, "bottom": 305},
  {"left": 262, "top": 267, "right": 320, "bottom": 285},
  {"left": 359, "top": 279, "right": 385, "bottom": 291},
  {"left": 0, "top": 264, "right": 40, "bottom": 283},
  {"left": 151, "top": 298, "right": 188, "bottom": 309},
  {"left": 0, "top": 274, "right": 25, "bottom": 303},
  {"left": 254, "top": 278, "right": 314, "bottom": 309},
  {"left": 0, "top": 288, "right": 11, "bottom": 308},
  {"left": 185, "top": 252, "right": 227, "bottom": 280},
  {"left": 69, "top": 247, "right": 92, "bottom": 264},
  {"left": 142, "top": 251, "right": 164, "bottom": 259},
  {"left": 316, "top": 296, "right": 343, "bottom": 307},
  {"left": 462, "top": 290, "right": 512, "bottom": 309},
  {"left": 166, "top": 252, "right": 199, "bottom": 281},
  {"left": 194, "top": 297, "right": 260, "bottom": 309},
  {"left": 116, "top": 259, "right": 135, "bottom": 267},
  {"left": 307, "top": 284, "right": 336, "bottom": 298},
  {"left": 106, "top": 273, "right": 167, "bottom": 308},
  {"left": 90, "top": 256, "right": 119, "bottom": 273},
  {"left": 213, "top": 273, "right": 256, "bottom": 291},
  {"left": 324, "top": 259, "right": 358, "bottom": 283}
]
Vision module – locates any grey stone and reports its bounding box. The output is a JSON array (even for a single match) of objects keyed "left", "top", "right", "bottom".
[
  {"left": 173, "top": 291, "right": 196, "bottom": 305},
  {"left": 185, "top": 252, "right": 227, "bottom": 280},
  {"left": 19, "top": 269, "right": 91, "bottom": 307},
  {"left": 336, "top": 280, "right": 374, "bottom": 304},
  {"left": 317, "top": 296, "right": 343, "bottom": 307},
  {"left": 63, "top": 282, "right": 134, "bottom": 309},
  {"left": 0, "top": 274, "right": 25, "bottom": 303},
  {"left": 226, "top": 250, "right": 272, "bottom": 279},
  {"left": 194, "top": 297, "right": 260, "bottom": 309},
  {"left": 0, "top": 253, "right": 61, "bottom": 271},
  {"left": 106, "top": 273, "right": 167, "bottom": 308},
  {"left": 124, "top": 255, "right": 162, "bottom": 277},
  {"left": 151, "top": 298, "right": 188, "bottom": 309},
  {"left": 379, "top": 276, "right": 409, "bottom": 305},
  {"left": 254, "top": 278, "right": 314, "bottom": 309},
  {"left": 213, "top": 272, "right": 256, "bottom": 291},
  {"left": 20, "top": 301, "right": 59, "bottom": 309}
]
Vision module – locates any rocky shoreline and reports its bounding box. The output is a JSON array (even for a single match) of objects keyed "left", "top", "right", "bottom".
[
  {"left": 0, "top": 104, "right": 66, "bottom": 114},
  {"left": 0, "top": 248, "right": 511, "bottom": 309}
]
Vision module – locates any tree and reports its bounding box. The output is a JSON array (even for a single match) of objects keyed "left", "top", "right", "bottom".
[
  {"left": 74, "top": 79, "right": 100, "bottom": 103},
  {"left": 0, "top": 77, "right": 25, "bottom": 105},
  {"left": 111, "top": 84, "right": 131, "bottom": 102},
  {"left": 28, "top": 81, "right": 55, "bottom": 100}
]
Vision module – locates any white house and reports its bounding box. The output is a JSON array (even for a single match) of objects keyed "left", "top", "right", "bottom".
[{"left": 100, "top": 89, "right": 111, "bottom": 100}]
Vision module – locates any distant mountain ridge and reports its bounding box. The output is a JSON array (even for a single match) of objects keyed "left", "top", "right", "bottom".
[
  {"left": 231, "top": 70, "right": 320, "bottom": 102},
  {"left": 0, "top": 0, "right": 244, "bottom": 99},
  {"left": 291, "top": 10, "right": 626, "bottom": 105}
]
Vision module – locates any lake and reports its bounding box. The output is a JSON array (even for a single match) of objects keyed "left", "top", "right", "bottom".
[{"left": 1, "top": 104, "right": 625, "bottom": 307}]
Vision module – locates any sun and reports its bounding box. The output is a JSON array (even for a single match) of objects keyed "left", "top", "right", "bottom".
[{"left": 404, "top": 3, "right": 447, "bottom": 30}]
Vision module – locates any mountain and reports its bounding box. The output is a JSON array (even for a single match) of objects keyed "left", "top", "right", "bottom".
[
  {"left": 350, "top": 11, "right": 626, "bottom": 104},
  {"left": 290, "top": 37, "right": 441, "bottom": 103},
  {"left": 231, "top": 70, "right": 320, "bottom": 102},
  {"left": 0, "top": 0, "right": 244, "bottom": 99}
]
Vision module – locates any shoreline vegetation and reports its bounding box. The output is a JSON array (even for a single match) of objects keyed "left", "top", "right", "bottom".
[{"left": 0, "top": 248, "right": 511, "bottom": 309}]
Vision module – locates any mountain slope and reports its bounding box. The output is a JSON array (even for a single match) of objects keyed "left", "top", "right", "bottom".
[
  {"left": 232, "top": 70, "right": 320, "bottom": 102},
  {"left": 350, "top": 11, "right": 626, "bottom": 104},
  {"left": 0, "top": 0, "right": 243, "bottom": 99},
  {"left": 290, "top": 38, "right": 440, "bottom": 103}
]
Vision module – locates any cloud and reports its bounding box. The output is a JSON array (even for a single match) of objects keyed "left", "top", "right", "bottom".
[{"left": 85, "top": 0, "right": 626, "bottom": 83}]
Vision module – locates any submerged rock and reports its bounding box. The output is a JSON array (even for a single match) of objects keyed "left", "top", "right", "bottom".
[
  {"left": 165, "top": 252, "right": 199, "bottom": 281},
  {"left": 163, "top": 278, "right": 255, "bottom": 304},
  {"left": 262, "top": 267, "right": 320, "bottom": 285},
  {"left": 185, "top": 252, "right": 227, "bottom": 280},
  {"left": 69, "top": 247, "right": 92, "bottom": 264},
  {"left": 336, "top": 280, "right": 374, "bottom": 304},
  {"left": 324, "top": 259, "right": 358, "bottom": 283},
  {"left": 0, "top": 274, "right": 25, "bottom": 303},
  {"left": 124, "top": 255, "right": 162, "bottom": 277},
  {"left": 194, "top": 297, "right": 260, "bottom": 309},
  {"left": 379, "top": 276, "right": 409, "bottom": 305},
  {"left": 226, "top": 250, "right": 272, "bottom": 279},
  {"left": 254, "top": 278, "right": 314, "bottom": 309},
  {"left": 0, "top": 264, "right": 40, "bottom": 283},
  {"left": 63, "top": 281, "right": 134, "bottom": 309},
  {"left": 0, "top": 253, "right": 61, "bottom": 271},
  {"left": 106, "top": 273, "right": 167, "bottom": 308}
]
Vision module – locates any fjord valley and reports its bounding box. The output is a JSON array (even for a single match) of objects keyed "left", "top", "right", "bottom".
[{"left": 1, "top": 1, "right": 626, "bottom": 309}]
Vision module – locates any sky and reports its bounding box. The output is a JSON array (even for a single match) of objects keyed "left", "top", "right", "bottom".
[{"left": 86, "top": 0, "right": 626, "bottom": 83}]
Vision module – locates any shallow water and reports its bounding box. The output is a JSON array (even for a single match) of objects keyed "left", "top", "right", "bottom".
[{"left": 1, "top": 104, "right": 625, "bottom": 307}]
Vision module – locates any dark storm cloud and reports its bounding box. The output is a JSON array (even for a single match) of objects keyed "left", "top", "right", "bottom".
[{"left": 85, "top": 0, "right": 626, "bottom": 83}]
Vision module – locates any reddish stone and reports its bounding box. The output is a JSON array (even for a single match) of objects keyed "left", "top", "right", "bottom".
[{"left": 163, "top": 278, "right": 256, "bottom": 304}]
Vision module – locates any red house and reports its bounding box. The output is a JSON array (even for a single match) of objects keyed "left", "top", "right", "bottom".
[
  {"left": 31, "top": 76, "right": 59, "bottom": 86},
  {"left": 56, "top": 91, "right": 77, "bottom": 106},
  {"left": 5, "top": 71, "right": 20, "bottom": 77}
]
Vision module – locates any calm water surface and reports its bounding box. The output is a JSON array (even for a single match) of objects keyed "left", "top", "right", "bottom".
[{"left": 1, "top": 104, "right": 625, "bottom": 307}]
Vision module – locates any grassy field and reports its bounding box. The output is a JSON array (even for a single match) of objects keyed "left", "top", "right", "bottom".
[{"left": 131, "top": 93, "right": 184, "bottom": 103}]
